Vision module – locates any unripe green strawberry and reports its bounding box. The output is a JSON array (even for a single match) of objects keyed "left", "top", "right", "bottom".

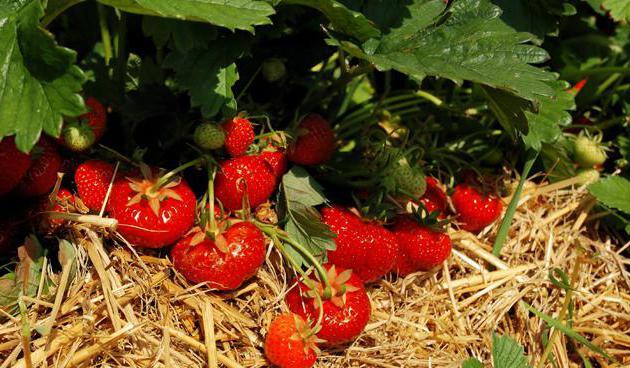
[
  {"left": 262, "top": 58, "right": 286, "bottom": 82},
  {"left": 575, "top": 168, "right": 600, "bottom": 185},
  {"left": 194, "top": 123, "right": 225, "bottom": 150},
  {"left": 389, "top": 157, "right": 426, "bottom": 198},
  {"left": 62, "top": 123, "right": 96, "bottom": 152},
  {"left": 573, "top": 135, "right": 607, "bottom": 168}
]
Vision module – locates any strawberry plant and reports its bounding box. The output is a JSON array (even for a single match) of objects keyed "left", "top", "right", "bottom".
[{"left": 0, "top": 1, "right": 629, "bottom": 367}]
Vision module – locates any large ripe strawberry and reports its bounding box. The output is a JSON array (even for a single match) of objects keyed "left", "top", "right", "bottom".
[
  {"left": 0, "top": 137, "right": 32, "bottom": 196},
  {"left": 223, "top": 116, "right": 255, "bottom": 157},
  {"left": 322, "top": 206, "right": 399, "bottom": 282},
  {"left": 171, "top": 221, "right": 265, "bottom": 290},
  {"left": 260, "top": 149, "right": 288, "bottom": 182},
  {"left": 75, "top": 160, "right": 116, "bottom": 212},
  {"left": 215, "top": 155, "right": 276, "bottom": 211},
  {"left": 451, "top": 183, "right": 503, "bottom": 232},
  {"left": 288, "top": 114, "right": 335, "bottom": 165},
  {"left": 15, "top": 138, "right": 62, "bottom": 197},
  {"left": 285, "top": 264, "right": 371, "bottom": 345},
  {"left": 391, "top": 216, "right": 452, "bottom": 276},
  {"left": 264, "top": 313, "right": 321, "bottom": 368},
  {"left": 418, "top": 177, "right": 447, "bottom": 214},
  {"left": 108, "top": 167, "right": 196, "bottom": 248}
]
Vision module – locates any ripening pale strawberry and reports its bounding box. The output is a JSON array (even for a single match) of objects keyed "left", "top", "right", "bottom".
[
  {"left": 15, "top": 138, "right": 62, "bottom": 197},
  {"left": 391, "top": 216, "right": 452, "bottom": 275},
  {"left": 322, "top": 205, "right": 399, "bottom": 282},
  {"left": 215, "top": 155, "right": 277, "bottom": 211},
  {"left": 75, "top": 160, "right": 116, "bottom": 212},
  {"left": 451, "top": 184, "right": 503, "bottom": 232},
  {"left": 285, "top": 264, "right": 371, "bottom": 345},
  {"left": 108, "top": 166, "right": 196, "bottom": 248},
  {"left": 0, "top": 137, "right": 32, "bottom": 196},
  {"left": 223, "top": 116, "right": 255, "bottom": 157},
  {"left": 573, "top": 134, "right": 607, "bottom": 168},
  {"left": 171, "top": 221, "right": 266, "bottom": 290},
  {"left": 264, "top": 313, "right": 321, "bottom": 368},
  {"left": 288, "top": 114, "right": 335, "bottom": 165}
]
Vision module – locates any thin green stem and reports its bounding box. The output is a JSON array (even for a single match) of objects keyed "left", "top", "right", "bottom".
[
  {"left": 207, "top": 164, "right": 218, "bottom": 235},
  {"left": 151, "top": 157, "right": 206, "bottom": 192},
  {"left": 236, "top": 65, "right": 262, "bottom": 102},
  {"left": 492, "top": 149, "right": 538, "bottom": 256},
  {"left": 415, "top": 89, "right": 443, "bottom": 106},
  {"left": 97, "top": 4, "right": 113, "bottom": 65},
  {"left": 563, "top": 66, "right": 630, "bottom": 79},
  {"left": 42, "top": 0, "right": 85, "bottom": 27}
]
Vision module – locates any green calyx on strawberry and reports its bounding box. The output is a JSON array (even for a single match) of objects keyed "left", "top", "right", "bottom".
[
  {"left": 62, "top": 122, "right": 96, "bottom": 152},
  {"left": 194, "top": 122, "right": 225, "bottom": 150},
  {"left": 286, "top": 264, "right": 371, "bottom": 345},
  {"left": 264, "top": 313, "right": 322, "bottom": 368},
  {"left": 109, "top": 164, "right": 196, "bottom": 248},
  {"left": 171, "top": 220, "right": 266, "bottom": 290},
  {"left": 572, "top": 133, "right": 607, "bottom": 168}
]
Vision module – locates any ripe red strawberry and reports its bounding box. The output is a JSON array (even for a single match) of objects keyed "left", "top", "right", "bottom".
[
  {"left": 79, "top": 97, "right": 107, "bottom": 141},
  {"left": 75, "top": 160, "right": 116, "bottom": 212},
  {"left": 222, "top": 116, "right": 254, "bottom": 157},
  {"left": 0, "top": 137, "right": 32, "bottom": 196},
  {"left": 215, "top": 155, "right": 277, "bottom": 211},
  {"left": 108, "top": 167, "right": 196, "bottom": 248},
  {"left": 264, "top": 313, "right": 320, "bottom": 368},
  {"left": 322, "top": 206, "right": 399, "bottom": 282},
  {"left": 171, "top": 221, "right": 265, "bottom": 290},
  {"left": 391, "top": 216, "right": 452, "bottom": 276},
  {"left": 260, "top": 149, "right": 288, "bottom": 181},
  {"left": 451, "top": 183, "right": 503, "bottom": 232},
  {"left": 285, "top": 264, "right": 371, "bottom": 345},
  {"left": 418, "top": 177, "right": 447, "bottom": 214},
  {"left": 41, "top": 188, "right": 77, "bottom": 228},
  {"left": 288, "top": 114, "right": 335, "bottom": 165},
  {"left": 15, "top": 138, "right": 62, "bottom": 197}
]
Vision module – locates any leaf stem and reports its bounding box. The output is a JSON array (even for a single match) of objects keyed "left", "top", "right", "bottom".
[
  {"left": 97, "top": 4, "right": 113, "bottom": 66},
  {"left": 151, "top": 156, "right": 207, "bottom": 192},
  {"left": 492, "top": 148, "right": 538, "bottom": 256}
]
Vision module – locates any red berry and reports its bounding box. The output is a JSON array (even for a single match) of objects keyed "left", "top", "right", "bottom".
[
  {"left": 391, "top": 216, "right": 452, "bottom": 275},
  {"left": 451, "top": 184, "right": 503, "bottom": 232},
  {"left": 15, "top": 138, "right": 62, "bottom": 197},
  {"left": 215, "top": 155, "right": 277, "bottom": 211},
  {"left": 260, "top": 149, "right": 288, "bottom": 181},
  {"left": 0, "top": 137, "right": 32, "bottom": 196},
  {"left": 42, "top": 188, "right": 77, "bottom": 227},
  {"left": 75, "top": 160, "right": 116, "bottom": 212},
  {"left": 288, "top": 114, "right": 335, "bottom": 165},
  {"left": 418, "top": 177, "right": 447, "bottom": 214},
  {"left": 264, "top": 313, "right": 319, "bottom": 368},
  {"left": 223, "top": 117, "right": 254, "bottom": 157},
  {"left": 80, "top": 97, "right": 107, "bottom": 141},
  {"left": 322, "top": 206, "right": 399, "bottom": 282},
  {"left": 285, "top": 264, "right": 371, "bottom": 345},
  {"left": 108, "top": 168, "right": 196, "bottom": 248},
  {"left": 171, "top": 221, "right": 265, "bottom": 290}
]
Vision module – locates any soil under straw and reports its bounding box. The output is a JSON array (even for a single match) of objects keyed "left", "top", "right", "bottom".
[{"left": 1, "top": 177, "right": 628, "bottom": 367}]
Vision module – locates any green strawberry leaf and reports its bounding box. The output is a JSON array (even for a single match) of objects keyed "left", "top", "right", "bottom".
[
  {"left": 281, "top": 167, "right": 336, "bottom": 267},
  {"left": 163, "top": 35, "right": 250, "bottom": 118},
  {"left": 0, "top": 0, "right": 86, "bottom": 153},
  {"left": 282, "top": 0, "right": 380, "bottom": 42},
  {"left": 461, "top": 358, "right": 484, "bottom": 368},
  {"left": 492, "top": 0, "right": 576, "bottom": 40},
  {"left": 588, "top": 176, "right": 630, "bottom": 214},
  {"left": 327, "top": 0, "right": 555, "bottom": 103},
  {"left": 142, "top": 16, "right": 218, "bottom": 52},
  {"left": 602, "top": 0, "right": 630, "bottom": 22},
  {"left": 492, "top": 333, "right": 530, "bottom": 368},
  {"left": 97, "top": 0, "right": 274, "bottom": 32}
]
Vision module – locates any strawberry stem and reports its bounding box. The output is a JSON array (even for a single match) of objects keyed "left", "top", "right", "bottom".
[
  {"left": 207, "top": 164, "right": 218, "bottom": 237},
  {"left": 150, "top": 156, "right": 207, "bottom": 192}
]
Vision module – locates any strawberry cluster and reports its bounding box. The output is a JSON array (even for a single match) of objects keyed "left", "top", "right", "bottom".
[{"left": 0, "top": 110, "right": 505, "bottom": 368}]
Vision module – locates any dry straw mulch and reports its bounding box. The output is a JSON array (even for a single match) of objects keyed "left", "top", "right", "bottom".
[{"left": 0, "top": 176, "right": 628, "bottom": 368}]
